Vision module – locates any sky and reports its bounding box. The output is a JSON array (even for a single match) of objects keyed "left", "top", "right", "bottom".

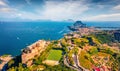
[{"left": 0, "top": 0, "right": 120, "bottom": 21}]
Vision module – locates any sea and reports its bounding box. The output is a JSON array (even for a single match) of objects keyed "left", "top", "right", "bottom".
[{"left": 0, "top": 21, "right": 120, "bottom": 56}]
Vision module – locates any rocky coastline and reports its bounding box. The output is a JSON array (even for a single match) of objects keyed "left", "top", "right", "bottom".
[{"left": 0, "top": 21, "right": 120, "bottom": 71}]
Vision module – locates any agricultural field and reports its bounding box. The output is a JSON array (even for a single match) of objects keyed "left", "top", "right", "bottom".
[{"left": 47, "top": 49, "right": 62, "bottom": 61}]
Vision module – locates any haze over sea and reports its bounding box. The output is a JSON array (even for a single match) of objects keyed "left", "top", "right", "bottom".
[{"left": 0, "top": 21, "right": 120, "bottom": 56}]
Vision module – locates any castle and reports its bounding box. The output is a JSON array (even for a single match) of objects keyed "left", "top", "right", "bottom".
[{"left": 21, "top": 40, "right": 50, "bottom": 66}]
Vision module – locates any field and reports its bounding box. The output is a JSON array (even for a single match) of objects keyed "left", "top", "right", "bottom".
[{"left": 47, "top": 49, "right": 62, "bottom": 61}]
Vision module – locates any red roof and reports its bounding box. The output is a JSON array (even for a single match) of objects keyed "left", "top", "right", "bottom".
[
  {"left": 101, "top": 66, "right": 105, "bottom": 71},
  {"left": 94, "top": 68, "right": 100, "bottom": 71}
]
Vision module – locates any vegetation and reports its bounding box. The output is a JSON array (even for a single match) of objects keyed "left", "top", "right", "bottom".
[
  {"left": 61, "top": 38, "right": 69, "bottom": 47},
  {"left": 100, "top": 48, "right": 115, "bottom": 55},
  {"left": 47, "top": 49, "right": 62, "bottom": 61},
  {"left": 7, "top": 63, "right": 30, "bottom": 71},
  {"left": 6, "top": 30, "right": 120, "bottom": 71},
  {"left": 72, "top": 38, "right": 89, "bottom": 48},
  {"left": 7, "top": 55, "right": 21, "bottom": 68},
  {"left": 1, "top": 54, "right": 10, "bottom": 57},
  {"left": 79, "top": 50, "right": 92, "bottom": 70},
  {"left": 78, "top": 32, "right": 120, "bottom": 71},
  {"left": 88, "top": 47, "right": 98, "bottom": 55},
  {"left": 43, "top": 64, "right": 75, "bottom": 71},
  {"left": 0, "top": 59, "right": 2, "bottom": 64},
  {"left": 93, "top": 32, "right": 114, "bottom": 44},
  {"left": 34, "top": 43, "right": 54, "bottom": 64},
  {"left": 8, "top": 60, "right": 15, "bottom": 67}
]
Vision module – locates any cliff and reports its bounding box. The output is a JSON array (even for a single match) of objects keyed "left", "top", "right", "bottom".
[
  {"left": 21, "top": 40, "right": 50, "bottom": 66},
  {"left": 0, "top": 55, "right": 12, "bottom": 70}
]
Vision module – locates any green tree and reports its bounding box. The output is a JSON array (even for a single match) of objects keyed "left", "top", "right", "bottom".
[{"left": 88, "top": 47, "right": 98, "bottom": 55}]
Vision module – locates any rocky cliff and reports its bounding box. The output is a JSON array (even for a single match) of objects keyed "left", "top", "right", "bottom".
[
  {"left": 21, "top": 40, "right": 50, "bottom": 66},
  {"left": 0, "top": 55, "right": 12, "bottom": 70}
]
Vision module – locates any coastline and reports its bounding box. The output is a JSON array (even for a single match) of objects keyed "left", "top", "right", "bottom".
[{"left": 0, "top": 21, "right": 120, "bottom": 71}]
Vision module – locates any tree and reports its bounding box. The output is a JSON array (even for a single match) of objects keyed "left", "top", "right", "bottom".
[{"left": 88, "top": 47, "right": 98, "bottom": 55}]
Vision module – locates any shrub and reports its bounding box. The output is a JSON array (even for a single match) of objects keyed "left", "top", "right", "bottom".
[
  {"left": 79, "top": 50, "right": 92, "bottom": 70},
  {"left": 88, "top": 47, "right": 98, "bottom": 55}
]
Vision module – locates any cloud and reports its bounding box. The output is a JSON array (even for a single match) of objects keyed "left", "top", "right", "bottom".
[
  {"left": 38, "top": 0, "right": 89, "bottom": 21},
  {"left": 0, "top": 0, "right": 7, "bottom": 6},
  {"left": 0, "top": 0, "right": 12, "bottom": 13},
  {"left": 0, "top": 7, "right": 13, "bottom": 12},
  {"left": 6, "top": 0, "right": 89, "bottom": 21},
  {"left": 84, "top": 13, "right": 120, "bottom": 21},
  {"left": 113, "top": 4, "right": 120, "bottom": 11},
  {"left": 0, "top": 0, "right": 120, "bottom": 21}
]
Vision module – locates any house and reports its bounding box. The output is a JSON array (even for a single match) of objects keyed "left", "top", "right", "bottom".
[{"left": 93, "top": 66, "right": 105, "bottom": 71}]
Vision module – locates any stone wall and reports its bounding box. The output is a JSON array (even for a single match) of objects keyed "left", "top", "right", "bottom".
[{"left": 21, "top": 40, "right": 50, "bottom": 66}]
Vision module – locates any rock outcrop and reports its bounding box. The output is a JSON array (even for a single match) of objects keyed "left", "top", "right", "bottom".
[
  {"left": 21, "top": 40, "right": 50, "bottom": 66},
  {"left": 0, "top": 55, "right": 12, "bottom": 70},
  {"left": 68, "top": 21, "right": 86, "bottom": 31}
]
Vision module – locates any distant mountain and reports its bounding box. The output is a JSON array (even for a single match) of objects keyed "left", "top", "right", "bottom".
[{"left": 68, "top": 21, "right": 86, "bottom": 31}]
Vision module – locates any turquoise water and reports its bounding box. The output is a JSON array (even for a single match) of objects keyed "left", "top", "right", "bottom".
[
  {"left": 0, "top": 21, "right": 72, "bottom": 56},
  {"left": 0, "top": 21, "right": 120, "bottom": 56}
]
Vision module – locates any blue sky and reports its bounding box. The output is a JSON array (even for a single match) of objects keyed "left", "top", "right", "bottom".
[{"left": 0, "top": 0, "right": 120, "bottom": 21}]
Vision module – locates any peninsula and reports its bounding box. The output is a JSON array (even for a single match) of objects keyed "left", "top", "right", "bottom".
[{"left": 0, "top": 21, "right": 120, "bottom": 71}]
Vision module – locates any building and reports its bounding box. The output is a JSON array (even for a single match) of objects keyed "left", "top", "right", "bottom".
[{"left": 21, "top": 40, "right": 50, "bottom": 66}]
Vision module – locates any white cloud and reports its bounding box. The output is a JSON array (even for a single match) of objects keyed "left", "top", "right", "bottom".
[
  {"left": 0, "top": 0, "right": 7, "bottom": 6},
  {"left": 0, "top": 7, "right": 13, "bottom": 12},
  {"left": 1, "top": 0, "right": 120, "bottom": 21},
  {"left": 7, "top": 0, "right": 89, "bottom": 21},
  {"left": 113, "top": 4, "right": 120, "bottom": 10},
  {"left": 39, "top": 0, "right": 89, "bottom": 21},
  {"left": 0, "top": 0, "right": 12, "bottom": 13},
  {"left": 84, "top": 13, "right": 120, "bottom": 21}
]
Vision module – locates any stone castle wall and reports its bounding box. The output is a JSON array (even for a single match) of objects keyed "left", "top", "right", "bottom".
[{"left": 21, "top": 40, "right": 50, "bottom": 66}]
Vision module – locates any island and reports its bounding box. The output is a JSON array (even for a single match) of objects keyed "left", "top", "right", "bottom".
[{"left": 0, "top": 21, "right": 120, "bottom": 71}]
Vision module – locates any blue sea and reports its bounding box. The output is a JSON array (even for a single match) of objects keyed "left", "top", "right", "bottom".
[{"left": 0, "top": 21, "right": 120, "bottom": 56}]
